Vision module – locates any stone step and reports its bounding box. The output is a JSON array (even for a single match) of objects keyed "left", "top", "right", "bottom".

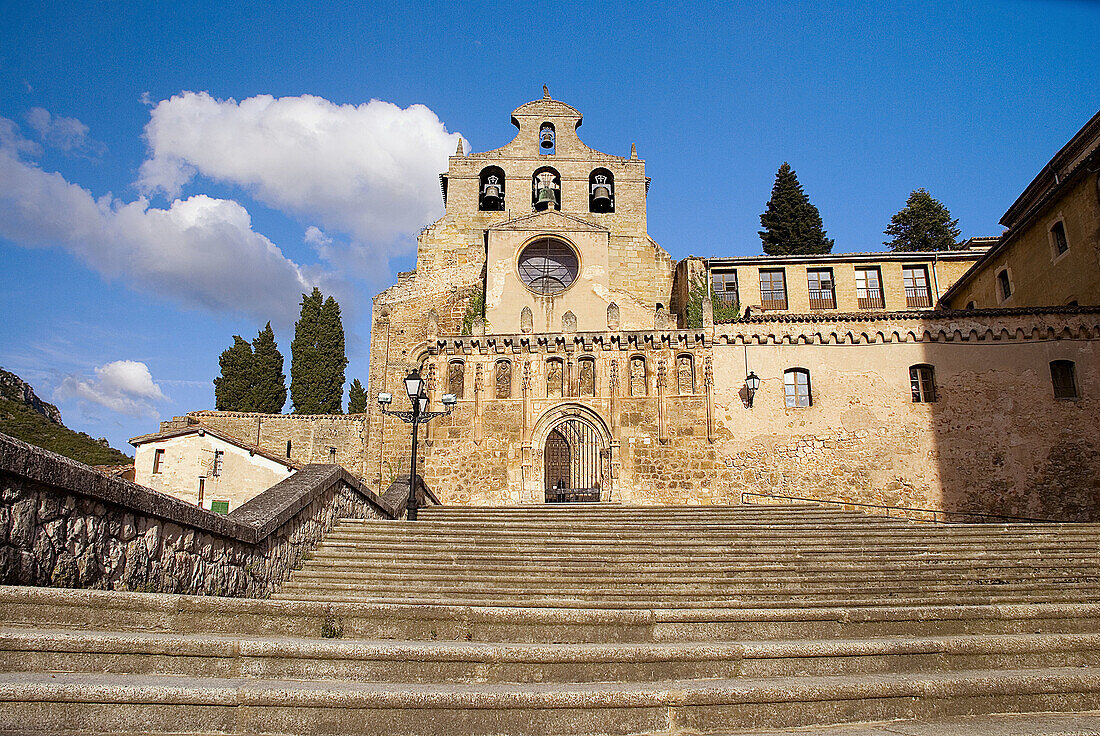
[
  {"left": 6, "top": 587, "right": 1100, "bottom": 643},
  {"left": 4, "top": 629, "right": 1099, "bottom": 684},
  {"left": 2, "top": 667, "right": 1098, "bottom": 735}
]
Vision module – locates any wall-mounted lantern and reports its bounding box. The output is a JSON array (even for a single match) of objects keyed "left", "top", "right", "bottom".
[{"left": 745, "top": 371, "right": 761, "bottom": 408}]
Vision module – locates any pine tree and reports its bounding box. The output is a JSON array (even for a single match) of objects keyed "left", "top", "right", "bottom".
[
  {"left": 759, "top": 163, "right": 834, "bottom": 255},
  {"left": 214, "top": 336, "right": 254, "bottom": 411},
  {"left": 290, "top": 288, "right": 347, "bottom": 414},
  {"left": 884, "top": 188, "right": 961, "bottom": 252},
  {"left": 318, "top": 294, "right": 348, "bottom": 414},
  {"left": 347, "top": 379, "right": 367, "bottom": 414},
  {"left": 250, "top": 322, "right": 287, "bottom": 413}
]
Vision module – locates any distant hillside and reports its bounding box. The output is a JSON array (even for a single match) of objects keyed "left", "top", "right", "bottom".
[{"left": 0, "top": 368, "right": 132, "bottom": 466}]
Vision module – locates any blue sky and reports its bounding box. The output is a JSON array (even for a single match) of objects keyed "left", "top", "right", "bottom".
[{"left": 1, "top": 0, "right": 1098, "bottom": 455}]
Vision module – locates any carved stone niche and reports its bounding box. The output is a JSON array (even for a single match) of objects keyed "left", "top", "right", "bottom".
[
  {"left": 521, "top": 306, "right": 534, "bottom": 335},
  {"left": 562, "top": 311, "right": 577, "bottom": 334},
  {"left": 578, "top": 357, "right": 596, "bottom": 397},
  {"left": 607, "top": 303, "right": 620, "bottom": 331}
]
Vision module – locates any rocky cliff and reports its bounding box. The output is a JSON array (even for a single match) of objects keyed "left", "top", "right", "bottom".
[{"left": 0, "top": 368, "right": 63, "bottom": 425}]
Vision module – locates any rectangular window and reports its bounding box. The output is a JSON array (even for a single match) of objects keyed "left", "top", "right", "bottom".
[
  {"left": 784, "top": 369, "right": 811, "bottom": 408},
  {"left": 998, "top": 270, "right": 1012, "bottom": 300},
  {"left": 1051, "top": 361, "right": 1078, "bottom": 400},
  {"left": 210, "top": 500, "right": 230, "bottom": 514},
  {"left": 807, "top": 269, "right": 836, "bottom": 309},
  {"left": 903, "top": 266, "right": 933, "bottom": 308},
  {"left": 910, "top": 365, "right": 936, "bottom": 402},
  {"left": 855, "top": 267, "right": 885, "bottom": 309},
  {"left": 1051, "top": 221, "right": 1068, "bottom": 256},
  {"left": 212, "top": 450, "right": 224, "bottom": 477},
  {"left": 152, "top": 448, "right": 164, "bottom": 474},
  {"left": 197, "top": 477, "right": 205, "bottom": 505},
  {"left": 710, "top": 270, "right": 739, "bottom": 307},
  {"left": 759, "top": 269, "right": 788, "bottom": 310}
]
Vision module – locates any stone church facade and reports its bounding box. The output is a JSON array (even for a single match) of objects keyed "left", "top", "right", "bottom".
[{"left": 162, "top": 92, "right": 1100, "bottom": 520}]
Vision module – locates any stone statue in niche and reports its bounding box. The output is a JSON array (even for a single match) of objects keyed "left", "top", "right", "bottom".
[
  {"left": 630, "top": 356, "right": 646, "bottom": 396},
  {"left": 606, "top": 302, "right": 620, "bottom": 331},
  {"left": 495, "top": 360, "right": 512, "bottom": 399},
  {"left": 562, "top": 311, "right": 577, "bottom": 333},
  {"left": 546, "top": 359, "right": 564, "bottom": 398},
  {"left": 448, "top": 361, "right": 464, "bottom": 399},
  {"left": 678, "top": 355, "right": 694, "bottom": 395},
  {"left": 520, "top": 306, "right": 533, "bottom": 335},
  {"left": 578, "top": 359, "right": 595, "bottom": 396}
]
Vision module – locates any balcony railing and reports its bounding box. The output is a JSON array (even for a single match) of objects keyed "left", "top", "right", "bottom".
[
  {"left": 760, "top": 289, "right": 788, "bottom": 310},
  {"left": 857, "top": 288, "right": 885, "bottom": 309},
  {"left": 905, "top": 287, "right": 933, "bottom": 308},
  {"left": 808, "top": 289, "right": 836, "bottom": 310}
]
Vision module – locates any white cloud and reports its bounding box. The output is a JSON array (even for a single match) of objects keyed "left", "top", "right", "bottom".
[
  {"left": 25, "top": 108, "right": 105, "bottom": 158},
  {"left": 137, "top": 92, "right": 462, "bottom": 270},
  {"left": 0, "top": 125, "right": 314, "bottom": 322},
  {"left": 0, "top": 118, "right": 42, "bottom": 158},
  {"left": 55, "top": 360, "right": 167, "bottom": 418}
]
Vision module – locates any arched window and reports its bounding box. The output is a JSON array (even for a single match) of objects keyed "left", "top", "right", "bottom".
[
  {"left": 676, "top": 354, "right": 695, "bottom": 395},
  {"left": 589, "top": 168, "right": 614, "bottom": 212},
  {"left": 478, "top": 166, "right": 505, "bottom": 211},
  {"left": 539, "top": 122, "right": 555, "bottom": 154},
  {"left": 630, "top": 356, "right": 647, "bottom": 396},
  {"left": 783, "top": 368, "right": 812, "bottom": 408},
  {"left": 909, "top": 364, "right": 936, "bottom": 403},
  {"left": 517, "top": 237, "right": 578, "bottom": 295},
  {"left": 448, "top": 360, "right": 465, "bottom": 399},
  {"left": 532, "top": 166, "right": 561, "bottom": 211},
  {"left": 578, "top": 357, "right": 596, "bottom": 397},
  {"left": 546, "top": 358, "right": 564, "bottom": 398},
  {"left": 495, "top": 359, "right": 512, "bottom": 399},
  {"left": 1050, "top": 360, "right": 1078, "bottom": 400}
]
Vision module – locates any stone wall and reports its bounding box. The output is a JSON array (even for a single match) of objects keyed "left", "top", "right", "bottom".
[
  {"left": 0, "top": 432, "right": 394, "bottom": 597},
  {"left": 163, "top": 412, "right": 370, "bottom": 479}
]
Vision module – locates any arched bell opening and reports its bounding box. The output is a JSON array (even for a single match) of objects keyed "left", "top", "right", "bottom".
[
  {"left": 478, "top": 166, "right": 506, "bottom": 211},
  {"left": 589, "top": 168, "right": 614, "bottom": 213},
  {"left": 539, "top": 122, "right": 556, "bottom": 154},
  {"left": 532, "top": 167, "right": 561, "bottom": 211}
]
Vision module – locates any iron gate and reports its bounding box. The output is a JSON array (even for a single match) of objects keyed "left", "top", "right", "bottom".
[{"left": 544, "top": 417, "right": 605, "bottom": 503}]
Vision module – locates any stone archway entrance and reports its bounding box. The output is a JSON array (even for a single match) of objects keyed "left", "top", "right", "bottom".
[{"left": 543, "top": 415, "right": 607, "bottom": 503}]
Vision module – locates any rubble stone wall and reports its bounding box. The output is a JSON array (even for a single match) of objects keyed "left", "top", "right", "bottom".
[{"left": 0, "top": 433, "right": 388, "bottom": 597}]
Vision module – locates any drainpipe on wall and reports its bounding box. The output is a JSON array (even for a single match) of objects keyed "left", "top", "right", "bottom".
[{"left": 931, "top": 252, "right": 942, "bottom": 306}]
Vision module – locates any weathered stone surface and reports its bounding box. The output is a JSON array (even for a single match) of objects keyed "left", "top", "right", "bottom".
[{"left": 0, "top": 433, "right": 399, "bottom": 597}]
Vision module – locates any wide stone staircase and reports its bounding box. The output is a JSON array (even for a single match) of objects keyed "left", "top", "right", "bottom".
[{"left": 2, "top": 503, "right": 1100, "bottom": 734}]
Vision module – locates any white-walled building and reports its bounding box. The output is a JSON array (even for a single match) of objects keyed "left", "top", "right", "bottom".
[{"left": 130, "top": 425, "right": 299, "bottom": 513}]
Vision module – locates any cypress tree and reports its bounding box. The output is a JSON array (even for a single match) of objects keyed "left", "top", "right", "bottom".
[
  {"left": 250, "top": 322, "right": 287, "bottom": 413},
  {"left": 290, "top": 288, "right": 348, "bottom": 414},
  {"left": 884, "top": 188, "right": 961, "bottom": 252},
  {"left": 318, "top": 295, "right": 348, "bottom": 414},
  {"left": 290, "top": 288, "right": 325, "bottom": 413},
  {"left": 759, "top": 163, "right": 834, "bottom": 255},
  {"left": 214, "top": 336, "right": 254, "bottom": 411},
  {"left": 347, "top": 379, "right": 367, "bottom": 414}
]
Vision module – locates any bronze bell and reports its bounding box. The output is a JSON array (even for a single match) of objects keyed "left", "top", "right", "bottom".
[
  {"left": 540, "top": 125, "right": 555, "bottom": 149},
  {"left": 535, "top": 186, "right": 557, "bottom": 208},
  {"left": 481, "top": 176, "right": 502, "bottom": 207},
  {"left": 592, "top": 185, "right": 611, "bottom": 206}
]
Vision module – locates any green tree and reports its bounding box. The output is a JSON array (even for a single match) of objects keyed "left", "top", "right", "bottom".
[
  {"left": 884, "top": 188, "right": 961, "bottom": 251},
  {"left": 318, "top": 294, "right": 348, "bottom": 414},
  {"left": 347, "top": 379, "right": 367, "bottom": 414},
  {"left": 214, "top": 336, "right": 254, "bottom": 411},
  {"left": 250, "top": 322, "right": 287, "bottom": 413},
  {"left": 685, "top": 273, "right": 739, "bottom": 328},
  {"left": 759, "top": 163, "right": 834, "bottom": 255},
  {"left": 290, "top": 287, "right": 348, "bottom": 414}
]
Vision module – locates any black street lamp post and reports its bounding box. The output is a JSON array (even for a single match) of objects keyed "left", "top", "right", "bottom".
[{"left": 377, "top": 369, "right": 456, "bottom": 520}]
